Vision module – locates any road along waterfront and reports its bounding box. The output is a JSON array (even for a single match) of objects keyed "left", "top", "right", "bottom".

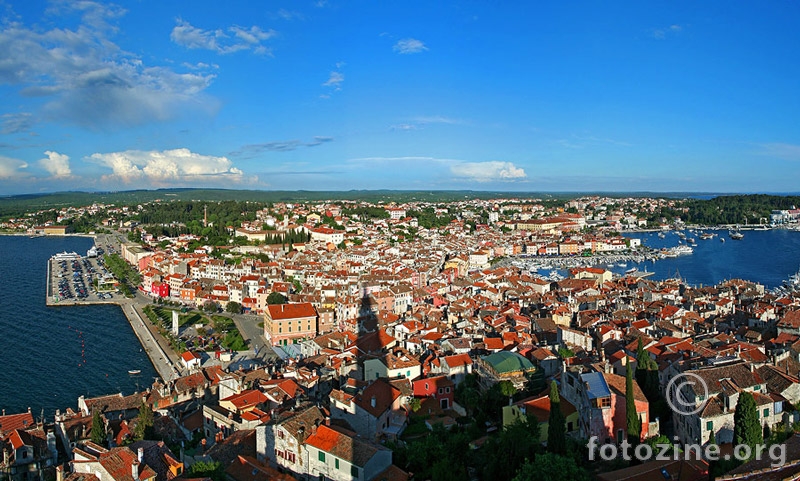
[
  {"left": 0, "top": 235, "right": 158, "bottom": 415},
  {"left": 46, "top": 254, "right": 182, "bottom": 382}
]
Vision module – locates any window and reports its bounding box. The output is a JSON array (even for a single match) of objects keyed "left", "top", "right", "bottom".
[
  {"left": 600, "top": 397, "right": 611, "bottom": 408},
  {"left": 706, "top": 421, "right": 713, "bottom": 431},
  {"left": 764, "top": 408, "right": 770, "bottom": 417},
  {"left": 438, "top": 388, "right": 444, "bottom": 394},
  {"left": 319, "top": 451, "right": 326, "bottom": 462},
  {"left": 351, "top": 466, "right": 359, "bottom": 478},
  {"left": 335, "top": 459, "right": 339, "bottom": 470},
  {"left": 446, "top": 387, "right": 450, "bottom": 393},
  {"left": 406, "top": 370, "right": 411, "bottom": 377}
]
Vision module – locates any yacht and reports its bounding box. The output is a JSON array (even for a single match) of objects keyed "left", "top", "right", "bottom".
[{"left": 729, "top": 230, "right": 744, "bottom": 240}]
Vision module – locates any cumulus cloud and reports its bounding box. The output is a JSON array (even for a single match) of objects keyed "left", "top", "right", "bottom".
[
  {"left": 393, "top": 38, "right": 428, "bottom": 54},
  {"left": 0, "top": 3, "right": 217, "bottom": 129},
  {"left": 39, "top": 151, "right": 72, "bottom": 177},
  {"left": 450, "top": 161, "right": 527, "bottom": 182},
  {"left": 171, "top": 19, "right": 276, "bottom": 55},
  {"left": 0, "top": 156, "right": 28, "bottom": 179},
  {"left": 89, "top": 148, "right": 245, "bottom": 185}
]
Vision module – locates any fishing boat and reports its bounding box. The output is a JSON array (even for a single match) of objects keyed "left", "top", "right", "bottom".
[
  {"left": 729, "top": 230, "right": 744, "bottom": 240},
  {"left": 128, "top": 369, "right": 141, "bottom": 375}
]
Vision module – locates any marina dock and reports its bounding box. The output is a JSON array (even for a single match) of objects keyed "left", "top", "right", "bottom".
[{"left": 45, "top": 255, "right": 182, "bottom": 382}]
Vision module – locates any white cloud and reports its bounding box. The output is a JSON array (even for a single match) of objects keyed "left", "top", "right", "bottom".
[
  {"left": 275, "top": 9, "right": 304, "bottom": 21},
  {"left": 0, "top": 4, "right": 217, "bottom": 129},
  {"left": 653, "top": 24, "right": 683, "bottom": 40},
  {"left": 393, "top": 38, "right": 428, "bottom": 54},
  {"left": 450, "top": 161, "right": 527, "bottom": 182},
  {"left": 171, "top": 19, "right": 275, "bottom": 55},
  {"left": 89, "top": 148, "right": 245, "bottom": 185},
  {"left": 323, "top": 71, "right": 344, "bottom": 88},
  {"left": 1, "top": 113, "right": 34, "bottom": 134},
  {"left": 0, "top": 156, "right": 28, "bottom": 179},
  {"left": 39, "top": 151, "right": 72, "bottom": 177},
  {"left": 761, "top": 143, "right": 800, "bottom": 162}
]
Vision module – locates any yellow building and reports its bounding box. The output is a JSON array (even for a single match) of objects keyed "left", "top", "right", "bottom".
[{"left": 502, "top": 391, "right": 580, "bottom": 443}]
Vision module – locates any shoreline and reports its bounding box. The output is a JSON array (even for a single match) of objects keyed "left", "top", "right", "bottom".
[
  {"left": 48, "top": 296, "right": 181, "bottom": 382},
  {"left": 46, "top": 256, "right": 180, "bottom": 382}
]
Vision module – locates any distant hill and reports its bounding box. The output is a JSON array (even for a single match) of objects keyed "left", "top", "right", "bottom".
[{"left": 0, "top": 188, "right": 748, "bottom": 217}]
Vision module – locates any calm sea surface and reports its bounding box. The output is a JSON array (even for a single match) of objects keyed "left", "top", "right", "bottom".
[
  {"left": 619, "top": 229, "right": 800, "bottom": 289},
  {"left": 0, "top": 235, "right": 157, "bottom": 418}
]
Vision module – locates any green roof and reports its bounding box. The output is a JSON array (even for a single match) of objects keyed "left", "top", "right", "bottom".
[{"left": 482, "top": 351, "right": 536, "bottom": 374}]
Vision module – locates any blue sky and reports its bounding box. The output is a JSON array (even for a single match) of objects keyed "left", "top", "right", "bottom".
[{"left": 1, "top": 1, "right": 799, "bottom": 195}]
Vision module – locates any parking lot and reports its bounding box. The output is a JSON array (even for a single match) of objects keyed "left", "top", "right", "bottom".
[{"left": 49, "top": 247, "right": 118, "bottom": 303}]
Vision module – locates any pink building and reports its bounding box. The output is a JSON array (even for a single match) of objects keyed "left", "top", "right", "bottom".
[
  {"left": 412, "top": 376, "right": 455, "bottom": 410},
  {"left": 562, "top": 370, "right": 650, "bottom": 443}
]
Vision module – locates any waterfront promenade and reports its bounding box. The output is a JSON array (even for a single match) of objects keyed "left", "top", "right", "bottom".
[{"left": 46, "top": 256, "right": 182, "bottom": 382}]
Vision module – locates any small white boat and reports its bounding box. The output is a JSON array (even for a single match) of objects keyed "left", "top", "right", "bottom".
[{"left": 128, "top": 369, "right": 141, "bottom": 375}]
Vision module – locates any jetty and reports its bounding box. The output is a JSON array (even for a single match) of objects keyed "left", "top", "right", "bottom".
[{"left": 45, "top": 255, "right": 181, "bottom": 382}]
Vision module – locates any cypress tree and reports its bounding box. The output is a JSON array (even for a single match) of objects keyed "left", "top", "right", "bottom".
[
  {"left": 626, "top": 362, "right": 642, "bottom": 443},
  {"left": 547, "top": 380, "right": 566, "bottom": 454},
  {"left": 90, "top": 410, "right": 105, "bottom": 445},
  {"left": 733, "top": 392, "right": 763, "bottom": 451}
]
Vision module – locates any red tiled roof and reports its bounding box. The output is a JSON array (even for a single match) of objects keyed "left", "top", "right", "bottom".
[
  {"left": 221, "top": 390, "right": 268, "bottom": 411},
  {"left": 0, "top": 412, "right": 35, "bottom": 435},
  {"left": 267, "top": 303, "right": 317, "bottom": 320}
]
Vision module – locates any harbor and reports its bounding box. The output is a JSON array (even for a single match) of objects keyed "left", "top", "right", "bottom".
[{"left": 45, "top": 250, "right": 182, "bottom": 383}]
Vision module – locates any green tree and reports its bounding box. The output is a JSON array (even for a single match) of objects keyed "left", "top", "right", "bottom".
[
  {"left": 133, "top": 401, "right": 154, "bottom": 441},
  {"left": 499, "top": 380, "right": 518, "bottom": 406},
  {"left": 408, "top": 397, "right": 422, "bottom": 413},
  {"left": 626, "top": 362, "right": 641, "bottom": 443},
  {"left": 225, "top": 301, "right": 241, "bottom": 314},
  {"left": 547, "top": 381, "right": 566, "bottom": 455},
  {"left": 482, "top": 416, "right": 541, "bottom": 481},
  {"left": 733, "top": 392, "right": 763, "bottom": 452},
  {"left": 187, "top": 461, "right": 225, "bottom": 481},
  {"left": 90, "top": 410, "right": 105, "bottom": 445},
  {"left": 513, "top": 453, "right": 590, "bottom": 481},
  {"left": 266, "top": 292, "right": 287, "bottom": 304}
]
